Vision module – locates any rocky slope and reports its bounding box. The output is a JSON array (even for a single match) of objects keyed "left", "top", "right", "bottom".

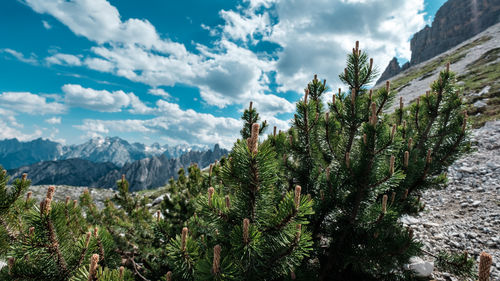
[
  {"left": 405, "top": 120, "right": 500, "bottom": 280},
  {"left": 376, "top": 22, "right": 500, "bottom": 128},
  {"left": 377, "top": 0, "right": 500, "bottom": 84}
]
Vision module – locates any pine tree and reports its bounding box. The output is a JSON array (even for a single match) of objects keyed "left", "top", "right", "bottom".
[
  {"left": 281, "top": 41, "right": 470, "bottom": 280},
  {"left": 0, "top": 169, "right": 131, "bottom": 280},
  {"left": 164, "top": 123, "right": 314, "bottom": 280}
]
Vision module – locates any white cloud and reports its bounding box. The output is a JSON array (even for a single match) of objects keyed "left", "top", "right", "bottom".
[
  {"left": 84, "top": 57, "right": 114, "bottom": 72},
  {"left": 74, "top": 99, "right": 243, "bottom": 148},
  {"left": 46, "top": 53, "right": 82, "bottom": 66},
  {"left": 1, "top": 49, "right": 38, "bottom": 64},
  {"left": 0, "top": 119, "right": 42, "bottom": 141},
  {"left": 0, "top": 92, "right": 66, "bottom": 115},
  {"left": 262, "top": 0, "right": 426, "bottom": 92},
  {"left": 25, "top": 0, "right": 286, "bottom": 117},
  {"left": 45, "top": 116, "right": 61, "bottom": 124},
  {"left": 219, "top": 9, "right": 271, "bottom": 42},
  {"left": 42, "top": 20, "right": 52, "bottom": 29},
  {"left": 148, "top": 88, "right": 171, "bottom": 99},
  {"left": 62, "top": 84, "right": 154, "bottom": 114}
]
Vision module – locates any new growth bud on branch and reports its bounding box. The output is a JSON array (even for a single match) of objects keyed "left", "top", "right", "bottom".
[
  {"left": 40, "top": 198, "right": 52, "bottom": 215},
  {"left": 294, "top": 185, "right": 301, "bottom": 209},
  {"left": 389, "top": 155, "right": 395, "bottom": 175},
  {"left": 426, "top": 149, "right": 432, "bottom": 164},
  {"left": 212, "top": 245, "right": 221, "bottom": 275},
  {"left": 225, "top": 195, "right": 231, "bottom": 209},
  {"left": 46, "top": 186, "right": 55, "bottom": 201},
  {"left": 296, "top": 224, "right": 302, "bottom": 241},
  {"left": 208, "top": 187, "right": 215, "bottom": 207},
  {"left": 166, "top": 271, "right": 172, "bottom": 281},
  {"left": 181, "top": 227, "right": 188, "bottom": 251},
  {"left": 85, "top": 232, "right": 91, "bottom": 248},
  {"left": 248, "top": 123, "right": 259, "bottom": 154},
  {"left": 386, "top": 81, "right": 390, "bottom": 92},
  {"left": 382, "top": 195, "right": 388, "bottom": 214},
  {"left": 370, "top": 102, "right": 377, "bottom": 125},
  {"left": 243, "top": 218, "right": 250, "bottom": 244},
  {"left": 88, "top": 254, "right": 99, "bottom": 281},
  {"left": 404, "top": 151, "right": 409, "bottom": 168},
  {"left": 478, "top": 252, "right": 492, "bottom": 281}
]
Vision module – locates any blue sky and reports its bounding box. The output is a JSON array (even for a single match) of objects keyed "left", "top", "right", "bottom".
[{"left": 0, "top": 0, "right": 446, "bottom": 148}]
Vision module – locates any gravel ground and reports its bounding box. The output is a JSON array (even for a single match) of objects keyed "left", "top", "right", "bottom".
[
  {"left": 403, "top": 120, "right": 500, "bottom": 280},
  {"left": 26, "top": 185, "right": 117, "bottom": 209}
]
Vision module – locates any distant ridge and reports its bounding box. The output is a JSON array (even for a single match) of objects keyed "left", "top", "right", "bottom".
[
  {"left": 0, "top": 136, "right": 210, "bottom": 169},
  {"left": 7, "top": 144, "right": 228, "bottom": 191}
]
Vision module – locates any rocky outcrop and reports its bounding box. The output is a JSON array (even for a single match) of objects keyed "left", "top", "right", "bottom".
[{"left": 377, "top": 0, "right": 500, "bottom": 84}]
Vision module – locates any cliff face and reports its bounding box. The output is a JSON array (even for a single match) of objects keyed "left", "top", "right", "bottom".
[
  {"left": 411, "top": 0, "right": 500, "bottom": 64},
  {"left": 377, "top": 0, "right": 500, "bottom": 84}
]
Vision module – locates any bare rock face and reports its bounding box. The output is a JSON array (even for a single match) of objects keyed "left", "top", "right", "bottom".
[
  {"left": 411, "top": 0, "right": 500, "bottom": 64},
  {"left": 377, "top": 0, "right": 500, "bottom": 83},
  {"left": 377, "top": 57, "right": 401, "bottom": 84}
]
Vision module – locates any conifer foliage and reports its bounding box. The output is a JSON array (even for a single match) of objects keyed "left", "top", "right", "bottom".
[
  {"left": 281, "top": 41, "right": 470, "bottom": 280},
  {"left": 165, "top": 122, "right": 314, "bottom": 280},
  {"left": 0, "top": 170, "right": 132, "bottom": 280}
]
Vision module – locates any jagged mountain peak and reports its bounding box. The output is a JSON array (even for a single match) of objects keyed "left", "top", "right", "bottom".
[{"left": 0, "top": 136, "right": 216, "bottom": 169}]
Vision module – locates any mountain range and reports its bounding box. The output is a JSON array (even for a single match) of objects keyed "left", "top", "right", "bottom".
[
  {"left": 1, "top": 137, "right": 227, "bottom": 191},
  {"left": 0, "top": 136, "right": 209, "bottom": 170},
  {"left": 7, "top": 144, "right": 226, "bottom": 191}
]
